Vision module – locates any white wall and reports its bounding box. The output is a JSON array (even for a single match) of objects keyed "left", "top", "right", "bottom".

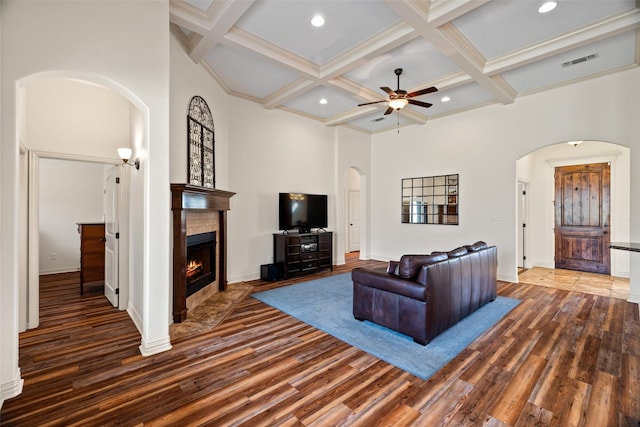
[
  {"left": 39, "top": 159, "right": 106, "bottom": 274},
  {"left": 370, "top": 68, "right": 640, "bottom": 291},
  {"left": 169, "top": 33, "right": 230, "bottom": 189},
  {"left": 227, "top": 97, "right": 336, "bottom": 282},
  {"left": 1, "top": 0, "right": 171, "bottom": 404},
  {"left": 336, "top": 126, "right": 371, "bottom": 261},
  {"left": 24, "top": 79, "right": 131, "bottom": 155},
  {"left": 517, "top": 141, "right": 630, "bottom": 277}
]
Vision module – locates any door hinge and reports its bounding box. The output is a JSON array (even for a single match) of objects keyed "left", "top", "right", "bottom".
[
  {"left": 116, "top": 177, "right": 120, "bottom": 184},
  {"left": 115, "top": 288, "right": 119, "bottom": 295},
  {"left": 116, "top": 232, "right": 120, "bottom": 239},
  {"left": 524, "top": 256, "right": 527, "bottom": 260}
]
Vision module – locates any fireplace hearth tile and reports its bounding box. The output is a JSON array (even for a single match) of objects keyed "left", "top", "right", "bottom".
[{"left": 170, "top": 282, "right": 253, "bottom": 340}]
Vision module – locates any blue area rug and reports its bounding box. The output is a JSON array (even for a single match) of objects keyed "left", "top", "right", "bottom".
[{"left": 253, "top": 273, "right": 519, "bottom": 380}]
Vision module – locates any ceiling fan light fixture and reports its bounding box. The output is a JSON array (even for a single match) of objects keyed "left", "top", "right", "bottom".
[
  {"left": 310, "top": 15, "right": 325, "bottom": 27},
  {"left": 441, "top": 96, "right": 451, "bottom": 102},
  {"left": 538, "top": 1, "right": 557, "bottom": 14},
  {"left": 388, "top": 98, "right": 408, "bottom": 110},
  {"left": 319, "top": 98, "right": 327, "bottom": 105}
]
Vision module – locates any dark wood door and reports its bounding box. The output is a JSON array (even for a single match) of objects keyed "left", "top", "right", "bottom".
[{"left": 554, "top": 163, "right": 610, "bottom": 274}]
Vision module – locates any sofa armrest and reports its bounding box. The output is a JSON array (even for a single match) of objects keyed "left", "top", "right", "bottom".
[
  {"left": 387, "top": 260, "right": 399, "bottom": 275},
  {"left": 352, "top": 267, "right": 427, "bottom": 301}
]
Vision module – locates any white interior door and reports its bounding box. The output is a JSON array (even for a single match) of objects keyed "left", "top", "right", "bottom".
[
  {"left": 517, "top": 182, "right": 528, "bottom": 269},
  {"left": 103, "top": 165, "right": 119, "bottom": 307},
  {"left": 348, "top": 190, "right": 361, "bottom": 252}
]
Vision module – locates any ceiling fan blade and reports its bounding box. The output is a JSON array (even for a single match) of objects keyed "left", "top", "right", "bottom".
[
  {"left": 408, "top": 99, "right": 433, "bottom": 108},
  {"left": 357, "top": 100, "right": 387, "bottom": 106},
  {"left": 407, "top": 86, "right": 438, "bottom": 98},
  {"left": 380, "top": 87, "right": 397, "bottom": 96},
  {"left": 383, "top": 106, "right": 394, "bottom": 115}
]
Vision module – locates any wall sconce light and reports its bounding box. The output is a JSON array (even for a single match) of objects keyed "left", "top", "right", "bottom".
[{"left": 117, "top": 147, "right": 140, "bottom": 169}]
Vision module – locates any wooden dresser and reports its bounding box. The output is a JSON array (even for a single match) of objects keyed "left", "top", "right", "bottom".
[{"left": 77, "top": 223, "right": 105, "bottom": 295}]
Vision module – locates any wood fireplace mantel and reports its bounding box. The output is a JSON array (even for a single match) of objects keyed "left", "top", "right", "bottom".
[{"left": 171, "top": 184, "right": 235, "bottom": 323}]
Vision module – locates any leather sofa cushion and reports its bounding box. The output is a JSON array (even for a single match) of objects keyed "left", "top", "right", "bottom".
[
  {"left": 448, "top": 246, "right": 468, "bottom": 257},
  {"left": 352, "top": 268, "right": 427, "bottom": 300},
  {"left": 397, "top": 253, "right": 449, "bottom": 279},
  {"left": 465, "top": 241, "right": 488, "bottom": 252}
]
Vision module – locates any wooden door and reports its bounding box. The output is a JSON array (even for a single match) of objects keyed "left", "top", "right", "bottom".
[{"left": 554, "top": 163, "right": 610, "bottom": 274}]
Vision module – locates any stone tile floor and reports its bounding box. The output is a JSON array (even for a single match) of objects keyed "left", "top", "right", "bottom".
[
  {"left": 517, "top": 267, "right": 629, "bottom": 300},
  {"left": 169, "top": 282, "right": 253, "bottom": 340}
]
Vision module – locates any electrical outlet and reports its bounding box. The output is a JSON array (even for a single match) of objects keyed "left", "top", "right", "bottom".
[{"left": 50, "top": 252, "right": 56, "bottom": 260}]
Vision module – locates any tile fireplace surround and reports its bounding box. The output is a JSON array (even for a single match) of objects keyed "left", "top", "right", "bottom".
[{"left": 171, "top": 184, "right": 235, "bottom": 323}]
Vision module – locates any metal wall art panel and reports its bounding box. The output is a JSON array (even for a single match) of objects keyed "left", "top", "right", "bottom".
[{"left": 187, "top": 96, "right": 215, "bottom": 188}]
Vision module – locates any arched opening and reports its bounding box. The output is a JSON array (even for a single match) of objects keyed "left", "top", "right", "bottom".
[
  {"left": 17, "top": 73, "right": 148, "bottom": 333},
  {"left": 515, "top": 140, "right": 630, "bottom": 291},
  {"left": 344, "top": 167, "right": 367, "bottom": 260}
]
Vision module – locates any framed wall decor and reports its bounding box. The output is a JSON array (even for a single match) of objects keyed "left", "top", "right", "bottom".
[
  {"left": 401, "top": 174, "right": 458, "bottom": 225},
  {"left": 187, "top": 96, "right": 215, "bottom": 188}
]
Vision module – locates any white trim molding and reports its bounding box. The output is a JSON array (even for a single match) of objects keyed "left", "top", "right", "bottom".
[{"left": 0, "top": 369, "right": 24, "bottom": 409}]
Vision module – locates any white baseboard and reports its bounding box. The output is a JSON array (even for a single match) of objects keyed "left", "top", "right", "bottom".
[
  {"left": 228, "top": 272, "right": 260, "bottom": 284},
  {"left": 498, "top": 273, "right": 518, "bottom": 283},
  {"left": 139, "top": 336, "right": 172, "bottom": 357},
  {"left": 1, "top": 368, "right": 24, "bottom": 409},
  {"left": 127, "top": 303, "right": 143, "bottom": 334},
  {"left": 628, "top": 292, "right": 640, "bottom": 304},
  {"left": 39, "top": 267, "right": 78, "bottom": 275},
  {"left": 530, "top": 260, "right": 555, "bottom": 269}
]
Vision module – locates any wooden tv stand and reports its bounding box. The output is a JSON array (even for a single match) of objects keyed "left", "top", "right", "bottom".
[{"left": 273, "top": 232, "right": 333, "bottom": 279}]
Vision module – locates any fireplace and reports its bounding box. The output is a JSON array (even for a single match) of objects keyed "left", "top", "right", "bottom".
[
  {"left": 186, "top": 231, "right": 216, "bottom": 297},
  {"left": 171, "top": 184, "right": 235, "bottom": 323}
]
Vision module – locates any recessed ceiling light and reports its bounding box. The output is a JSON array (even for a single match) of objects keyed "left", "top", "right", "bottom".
[
  {"left": 538, "top": 1, "right": 557, "bottom": 14},
  {"left": 319, "top": 98, "right": 328, "bottom": 105},
  {"left": 441, "top": 96, "right": 451, "bottom": 103},
  {"left": 311, "top": 15, "right": 325, "bottom": 27}
]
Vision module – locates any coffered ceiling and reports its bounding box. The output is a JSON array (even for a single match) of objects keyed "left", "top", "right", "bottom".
[{"left": 170, "top": 0, "right": 640, "bottom": 133}]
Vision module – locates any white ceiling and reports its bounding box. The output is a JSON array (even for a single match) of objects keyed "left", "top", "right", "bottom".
[{"left": 171, "top": 0, "right": 640, "bottom": 133}]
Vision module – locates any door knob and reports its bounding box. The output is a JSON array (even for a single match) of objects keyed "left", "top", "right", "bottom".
[{"left": 603, "top": 231, "right": 609, "bottom": 234}]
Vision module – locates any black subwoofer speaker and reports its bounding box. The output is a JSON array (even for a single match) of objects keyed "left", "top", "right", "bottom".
[{"left": 260, "top": 263, "right": 283, "bottom": 282}]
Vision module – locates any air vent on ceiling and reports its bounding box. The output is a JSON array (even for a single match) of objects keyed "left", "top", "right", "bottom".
[
  {"left": 372, "top": 117, "right": 385, "bottom": 122},
  {"left": 561, "top": 53, "right": 599, "bottom": 68}
]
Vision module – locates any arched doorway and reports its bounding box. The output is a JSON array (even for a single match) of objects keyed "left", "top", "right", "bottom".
[
  {"left": 17, "top": 73, "right": 146, "bottom": 330},
  {"left": 515, "top": 140, "right": 630, "bottom": 278}
]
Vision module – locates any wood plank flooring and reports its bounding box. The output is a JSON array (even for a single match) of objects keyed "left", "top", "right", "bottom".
[{"left": 2, "top": 257, "right": 640, "bottom": 426}]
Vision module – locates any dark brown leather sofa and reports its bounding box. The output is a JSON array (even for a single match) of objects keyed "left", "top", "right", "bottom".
[{"left": 352, "top": 241, "right": 497, "bottom": 345}]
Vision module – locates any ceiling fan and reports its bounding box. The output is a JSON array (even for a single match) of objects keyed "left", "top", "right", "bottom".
[{"left": 358, "top": 68, "right": 438, "bottom": 115}]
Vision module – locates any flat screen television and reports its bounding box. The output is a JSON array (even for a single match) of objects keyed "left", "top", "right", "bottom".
[{"left": 279, "top": 193, "right": 328, "bottom": 233}]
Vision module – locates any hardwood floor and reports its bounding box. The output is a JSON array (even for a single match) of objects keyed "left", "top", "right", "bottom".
[{"left": 2, "top": 256, "right": 640, "bottom": 426}]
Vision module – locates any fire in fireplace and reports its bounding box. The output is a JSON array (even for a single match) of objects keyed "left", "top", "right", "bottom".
[{"left": 186, "top": 231, "right": 216, "bottom": 297}]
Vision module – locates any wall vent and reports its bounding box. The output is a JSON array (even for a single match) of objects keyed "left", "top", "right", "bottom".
[{"left": 561, "top": 53, "right": 599, "bottom": 68}]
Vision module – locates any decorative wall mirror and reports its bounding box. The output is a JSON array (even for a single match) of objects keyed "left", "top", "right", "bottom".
[
  {"left": 187, "top": 96, "right": 215, "bottom": 188},
  {"left": 401, "top": 174, "right": 458, "bottom": 225}
]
